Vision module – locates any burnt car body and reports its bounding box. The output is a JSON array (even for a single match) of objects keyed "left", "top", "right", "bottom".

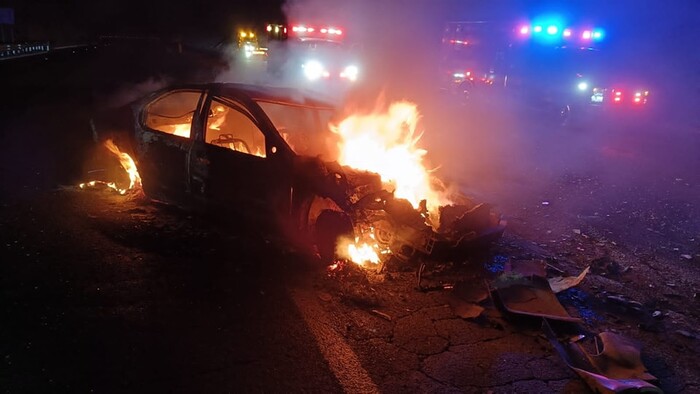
[{"left": 93, "top": 83, "right": 505, "bottom": 262}]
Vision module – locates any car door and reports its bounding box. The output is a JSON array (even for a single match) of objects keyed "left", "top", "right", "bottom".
[
  {"left": 136, "top": 89, "right": 205, "bottom": 203},
  {"left": 189, "top": 95, "right": 291, "bottom": 218}
]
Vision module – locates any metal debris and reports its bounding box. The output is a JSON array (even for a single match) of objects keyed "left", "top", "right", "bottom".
[
  {"left": 543, "top": 320, "right": 662, "bottom": 393},
  {"left": 493, "top": 274, "right": 580, "bottom": 322},
  {"left": 449, "top": 280, "right": 488, "bottom": 319},
  {"left": 370, "top": 309, "right": 392, "bottom": 321},
  {"left": 548, "top": 266, "right": 591, "bottom": 293}
]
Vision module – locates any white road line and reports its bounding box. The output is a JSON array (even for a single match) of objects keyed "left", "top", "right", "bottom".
[{"left": 289, "top": 288, "right": 379, "bottom": 394}]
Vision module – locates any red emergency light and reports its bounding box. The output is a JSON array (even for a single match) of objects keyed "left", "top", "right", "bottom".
[
  {"left": 613, "top": 90, "right": 622, "bottom": 103},
  {"left": 292, "top": 25, "right": 342, "bottom": 36}
]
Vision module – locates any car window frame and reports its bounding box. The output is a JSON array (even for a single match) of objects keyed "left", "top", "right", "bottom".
[
  {"left": 202, "top": 96, "right": 270, "bottom": 158},
  {"left": 139, "top": 89, "right": 206, "bottom": 139},
  {"left": 200, "top": 95, "right": 269, "bottom": 156}
]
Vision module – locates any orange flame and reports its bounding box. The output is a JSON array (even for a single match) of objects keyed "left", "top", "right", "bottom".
[
  {"left": 104, "top": 140, "right": 142, "bottom": 192},
  {"left": 331, "top": 101, "right": 452, "bottom": 215},
  {"left": 331, "top": 101, "right": 452, "bottom": 267},
  {"left": 79, "top": 139, "right": 142, "bottom": 195},
  {"left": 337, "top": 233, "right": 383, "bottom": 267}
]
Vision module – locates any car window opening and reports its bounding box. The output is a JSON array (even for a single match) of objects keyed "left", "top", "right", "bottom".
[
  {"left": 256, "top": 100, "right": 337, "bottom": 159},
  {"left": 205, "top": 100, "right": 267, "bottom": 158},
  {"left": 144, "top": 91, "right": 202, "bottom": 138}
]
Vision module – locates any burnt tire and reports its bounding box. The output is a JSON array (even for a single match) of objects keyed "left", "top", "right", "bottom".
[{"left": 314, "top": 210, "right": 354, "bottom": 263}]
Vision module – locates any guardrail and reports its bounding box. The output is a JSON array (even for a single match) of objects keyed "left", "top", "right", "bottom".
[{"left": 0, "top": 42, "right": 51, "bottom": 59}]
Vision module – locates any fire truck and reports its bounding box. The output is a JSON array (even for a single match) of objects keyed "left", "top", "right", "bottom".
[
  {"left": 441, "top": 18, "right": 652, "bottom": 123},
  {"left": 266, "top": 23, "right": 361, "bottom": 86},
  {"left": 235, "top": 27, "right": 267, "bottom": 60}
]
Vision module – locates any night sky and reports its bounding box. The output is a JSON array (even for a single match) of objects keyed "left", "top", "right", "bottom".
[
  {"left": 4, "top": 0, "right": 699, "bottom": 74},
  {"left": 5, "top": 0, "right": 285, "bottom": 41}
]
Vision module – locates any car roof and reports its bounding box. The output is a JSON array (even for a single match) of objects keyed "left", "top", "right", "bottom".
[{"left": 215, "top": 83, "right": 335, "bottom": 109}]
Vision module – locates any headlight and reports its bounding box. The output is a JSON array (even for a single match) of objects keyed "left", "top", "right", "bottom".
[
  {"left": 340, "top": 65, "right": 359, "bottom": 81},
  {"left": 577, "top": 81, "right": 589, "bottom": 91},
  {"left": 302, "top": 60, "right": 327, "bottom": 80}
]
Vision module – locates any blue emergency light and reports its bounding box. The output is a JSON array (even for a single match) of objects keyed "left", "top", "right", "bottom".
[{"left": 517, "top": 16, "right": 605, "bottom": 43}]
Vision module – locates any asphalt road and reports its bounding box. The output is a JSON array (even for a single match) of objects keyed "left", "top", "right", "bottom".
[{"left": 1, "top": 42, "right": 699, "bottom": 393}]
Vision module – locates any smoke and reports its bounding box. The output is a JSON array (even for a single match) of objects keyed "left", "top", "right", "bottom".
[
  {"left": 99, "top": 77, "right": 169, "bottom": 108},
  {"left": 217, "top": 0, "right": 698, "bottom": 226},
  {"left": 215, "top": 0, "right": 448, "bottom": 99}
]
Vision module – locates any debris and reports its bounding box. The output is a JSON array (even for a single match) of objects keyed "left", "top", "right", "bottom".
[
  {"left": 573, "top": 229, "right": 582, "bottom": 235},
  {"left": 449, "top": 281, "right": 488, "bottom": 319},
  {"left": 604, "top": 294, "right": 644, "bottom": 313},
  {"left": 542, "top": 201, "right": 550, "bottom": 206},
  {"left": 370, "top": 309, "right": 392, "bottom": 321},
  {"left": 652, "top": 311, "right": 662, "bottom": 319},
  {"left": 557, "top": 287, "right": 601, "bottom": 324},
  {"left": 444, "top": 203, "right": 493, "bottom": 235},
  {"left": 681, "top": 254, "right": 692, "bottom": 260},
  {"left": 548, "top": 266, "right": 591, "bottom": 294},
  {"left": 493, "top": 274, "right": 580, "bottom": 322},
  {"left": 451, "top": 302, "right": 485, "bottom": 319},
  {"left": 452, "top": 281, "right": 489, "bottom": 304},
  {"left": 543, "top": 320, "right": 662, "bottom": 393}
]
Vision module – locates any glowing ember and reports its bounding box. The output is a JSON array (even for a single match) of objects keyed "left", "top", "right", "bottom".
[
  {"left": 331, "top": 101, "right": 452, "bottom": 215},
  {"left": 79, "top": 139, "right": 142, "bottom": 195}
]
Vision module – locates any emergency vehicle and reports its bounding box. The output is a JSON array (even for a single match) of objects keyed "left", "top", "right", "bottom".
[
  {"left": 236, "top": 28, "right": 266, "bottom": 59},
  {"left": 266, "top": 23, "right": 361, "bottom": 85},
  {"left": 441, "top": 18, "right": 652, "bottom": 123}
]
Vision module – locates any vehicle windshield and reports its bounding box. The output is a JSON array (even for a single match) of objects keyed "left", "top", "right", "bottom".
[{"left": 256, "top": 100, "right": 338, "bottom": 159}]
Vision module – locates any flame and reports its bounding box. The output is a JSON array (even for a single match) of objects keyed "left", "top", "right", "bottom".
[
  {"left": 348, "top": 242, "right": 381, "bottom": 265},
  {"left": 335, "top": 225, "right": 395, "bottom": 267},
  {"left": 331, "top": 101, "right": 452, "bottom": 214},
  {"left": 330, "top": 101, "right": 453, "bottom": 267},
  {"left": 337, "top": 235, "right": 381, "bottom": 267},
  {"left": 79, "top": 139, "right": 142, "bottom": 195},
  {"left": 104, "top": 140, "right": 141, "bottom": 191},
  {"left": 169, "top": 124, "right": 191, "bottom": 138}
]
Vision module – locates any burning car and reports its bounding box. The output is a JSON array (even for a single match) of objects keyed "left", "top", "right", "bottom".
[{"left": 91, "top": 83, "right": 505, "bottom": 265}]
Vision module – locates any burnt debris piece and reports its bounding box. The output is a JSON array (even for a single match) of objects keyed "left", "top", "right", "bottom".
[
  {"left": 543, "top": 320, "right": 662, "bottom": 393},
  {"left": 486, "top": 260, "right": 661, "bottom": 393}
]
